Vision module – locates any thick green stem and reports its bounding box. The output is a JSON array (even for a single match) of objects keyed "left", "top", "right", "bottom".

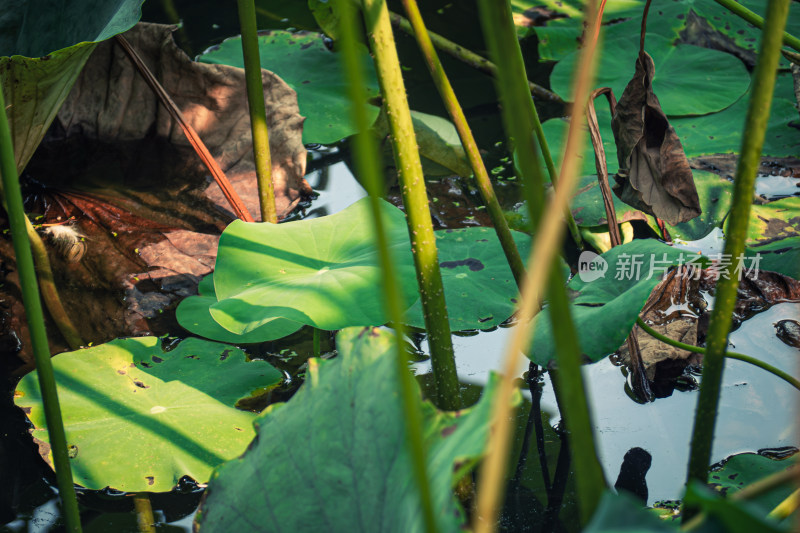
[
  {"left": 312, "top": 328, "right": 321, "bottom": 357},
  {"left": 400, "top": 0, "right": 525, "bottom": 287},
  {"left": 685, "top": 0, "right": 790, "bottom": 489},
  {"left": 636, "top": 318, "right": 800, "bottom": 391},
  {"left": 545, "top": 266, "right": 606, "bottom": 522},
  {"left": 338, "top": 1, "right": 437, "bottom": 531},
  {"left": 133, "top": 493, "right": 156, "bottom": 533},
  {"left": 388, "top": 8, "right": 582, "bottom": 250},
  {"left": 473, "top": 0, "right": 604, "bottom": 530},
  {"left": 0, "top": 82, "right": 82, "bottom": 532},
  {"left": 27, "top": 220, "right": 84, "bottom": 350},
  {"left": 362, "top": 0, "right": 461, "bottom": 411},
  {"left": 471, "top": 0, "right": 582, "bottom": 251},
  {"left": 387, "top": 11, "right": 562, "bottom": 103},
  {"left": 712, "top": 0, "right": 800, "bottom": 52},
  {"left": 237, "top": 0, "right": 278, "bottom": 223}
]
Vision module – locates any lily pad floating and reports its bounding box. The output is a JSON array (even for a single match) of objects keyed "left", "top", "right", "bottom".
[
  {"left": 683, "top": 482, "right": 786, "bottom": 533},
  {"left": 672, "top": 74, "right": 800, "bottom": 158},
  {"left": 176, "top": 274, "right": 304, "bottom": 344},
  {"left": 196, "top": 326, "right": 509, "bottom": 532},
  {"left": 709, "top": 451, "right": 799, "bottom": 513},
  {"left": 747, "top": 237, "right": 800, "bottom": 279},
  {"left": 667, "top": 170, "right": 735, "bottom": 242},
  {"left": 529, "top": 240, "right": 707, "bottom": 365},
  {"left": 551, "top": 35, "right": 749, "bottom": 116},
  {"left": 584, "top": 491, "right": 675, "bottom": 532},
  {"left": 570, "top": 173, "right": 648, "bottom": 227},
  {"left": 199, "top": 30, "right": 379, "bottom": 145},
  {"left": 403, "top": 227, "right": 554, "bottom": 331},
  {"left": 210, "top": 198, "right": 418, "bottom": 334},
  {"left": 1, "top": 0, "right": 143, "bottom": 172},
  {"left": 540, "top": 97, "right": 617, "bottom": 179},
  {"left": 734, "top": 196, "right": 800, "bottom": 246},
  {"left": 15, "top": 337, "right": 282, "bottom": 492}
]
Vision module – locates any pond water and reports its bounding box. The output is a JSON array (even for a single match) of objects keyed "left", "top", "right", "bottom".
[{"left": 3, "top": 2, "right": 799, "bottom": 531}]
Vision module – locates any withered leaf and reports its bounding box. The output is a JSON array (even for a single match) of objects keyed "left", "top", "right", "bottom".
[
  {"left": 611, "top": 51, "right": 701, "bottom": 225},
  {"left": 56, "top": 22, "right": 311, "bottom": 220},
  {"left": 618, "top": 266, "right": 800, "bottom": 382}
]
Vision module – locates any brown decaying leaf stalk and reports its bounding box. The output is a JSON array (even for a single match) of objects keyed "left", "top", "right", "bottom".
[
  {"left": 114, "top": 35, "right": 255, "bottom": 223},
  {"left": 472, "top": 0, "right": 602, "bottom": 529},
  {"left": 587, "top": 88, "right": 652, "bottom": 400}
]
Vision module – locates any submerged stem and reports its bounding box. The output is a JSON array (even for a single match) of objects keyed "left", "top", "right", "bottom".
[{"left": 635, "top": 317, "right": 800, "bottom": 391}]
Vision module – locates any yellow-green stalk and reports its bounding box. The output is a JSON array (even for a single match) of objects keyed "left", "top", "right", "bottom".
[
  {"left": 361, "top": 0, "right": 461, "bottom": 410},
  {"left": 237, "top": 0, "right": 278, "bottom": 223},
  {"left": 473, "top": 0, "right": 606, "bottom": 528},
  {"left": 685, "top": 0, "right": 791, "bottom": 489},
  {"left": 400, "top": 0, "right": 525, "bottom": 287},
  {"left": 338, "top": 1, "right": 437, "bottom": 530},
  {"left": 0, "top": 82, "right": 83, "bottom": 532}
]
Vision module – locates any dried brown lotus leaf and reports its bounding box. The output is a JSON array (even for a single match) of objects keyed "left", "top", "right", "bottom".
[{"left": 611, "top": 52, "right": 701, "bottom": 226}]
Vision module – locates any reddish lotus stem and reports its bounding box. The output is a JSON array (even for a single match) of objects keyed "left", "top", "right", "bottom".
[{"left": 114, "top": 35, "right": 255, "bottom": 223}]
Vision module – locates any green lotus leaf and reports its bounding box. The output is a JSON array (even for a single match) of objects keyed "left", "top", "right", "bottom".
[
  {"left": 708, "top": 452, "right": 799, "bottom": 513},
  {"left": 668, "top": 171, "right": 735, "bottom": 241},
  {"left": 551, "top": 35, "right": 749, "bottom": 116},
  {"left": 403, "top": 227, "right": 554, "bottom": 331},
  {"left": 373, "top": 109, "right": 472, "bottom": 177},
  {"left": 583, "top": 491, "right": 675, "bottom": 532},
  {"left": 210, "top": 198, "right": 418, "bottom": 333},
  {"left": 732, "top": 196, "right": 799, "bottom": 246},
  {"left": 672, "top": 74, "right": 800, "bottom": 158},
  {"left": 533, "top": 0, "right": 800, "bottom": 66},
  {"left": 198, "top": 30, "right": 379, "bottom": 144},
  {"left": 176, "top": 274, "right": 303, "bottom": 344},
  {"left": 195, "top": 326, "right": 510, "bottom": 532},
  {"left": 530, "top": 0, "right": 643, "bottom": 61},
  {"left": 747, "top": 237, "right": 800, "bottom": 279},
  {"left": 529, "top": 240, "right": 707, "bottom": 364},
  {"left": 1, "top": 0, "right": 143, "bottom": 172},
  {"left": 15, "top": 337, "right": 282, "bottom": 492},
  {"left": 540, "top": 97, "right": 617, "bottom": 179},
  {"left": 683, "top": 482, "right": 786, "bottom": 533},
  {"left": 570, "top": 174, "right": 647, "bottom": 227}
]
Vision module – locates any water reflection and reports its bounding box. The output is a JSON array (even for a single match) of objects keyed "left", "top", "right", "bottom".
[{"left": 414, "top": 302, "right": 800, "bottom": 505}]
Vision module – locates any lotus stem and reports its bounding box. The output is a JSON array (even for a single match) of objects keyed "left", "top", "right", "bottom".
[
  {"left": 362, "top": 0, "right": 461, "bottom": 411},
  {"left": 312, "top": 327, "right": 321, "bottom": 357},
  {"left": 399, "top": 0, "right": 526, "bottom": 287},
  {"left": 635, "top": 317, "right": 800, "bottom": 391},
  {"left": 0, "top": 81, "right": 83, "bottom": 532},
  {"left": 685, "top": 0, "right": 791, "bottom": 491},
  {"left": 473, "top": 0, "right": 605, "bottom": 529},
  {"left": 133, "top": 493, "right": 156, "bottom": 533},
  {"left": 388, "top": 10, "right": 583, "bottom": 250},
  {"left": 712, "top": 0, "right": 800, "bottom": 52},
  {"left": 387, "top": 11, "right": 562, "bottom": 103},
  {"left": 115, "top": 35, "right": 254, "bottom": 223},
  {"left": 338, "top": 0, "right": 437, "bottom": 530},
  {"left": 27, "top": 221, "right": 84, "bottom": 350},
  {"left": 237, "top": 0, "right": 278, "bottom": 223},
  {"left": 681, "top": 466, "right": 800, "bottom": 530}
]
